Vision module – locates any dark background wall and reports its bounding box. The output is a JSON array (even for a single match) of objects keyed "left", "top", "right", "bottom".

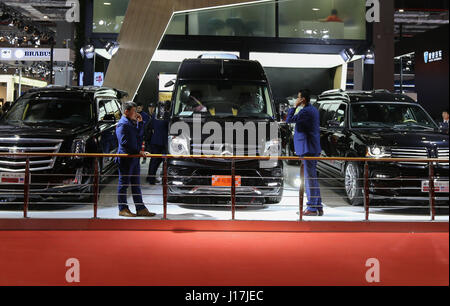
[
  {"left": 135, "top": 62, "right": 336, "bottom": 105},
  {"left": 396, "top": 25, "right": 449, "bottom": 120},
  {"left": 264, "top": 67, "right": 336, "bottom": 100}
]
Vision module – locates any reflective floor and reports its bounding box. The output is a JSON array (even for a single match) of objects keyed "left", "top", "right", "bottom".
[{"left": 0, "top": 161, "right": 448, "bottom": 222}]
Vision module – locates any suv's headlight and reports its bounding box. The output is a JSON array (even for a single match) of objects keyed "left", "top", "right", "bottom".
[
  {"left": 366, "top": 146, "right": 391, "bottom": 158},
  {"left": 71, "top": 139, "right": 86, "bottom": 159},
  {"left": 169, "top": 135, "right": 189, "bottom": 156}
]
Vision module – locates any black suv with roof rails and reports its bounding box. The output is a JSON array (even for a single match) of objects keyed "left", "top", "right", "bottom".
[
  {"left": 0, "top": 86, "right": 127, "bottom": 204},
  {"left": 314, "top": 89, "right": 449, "bottom": 206}
]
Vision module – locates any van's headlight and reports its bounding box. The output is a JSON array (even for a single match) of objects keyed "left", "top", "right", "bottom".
[
  {"left": 169, "top": 135, "right": 189, "bottom": 156},
  {"left": 264, "top": 139, "right": 281, "bottom": 156},
  {"left": 366, "top": 146, "right": 390, "bottom": 158},
  {"left": 261, "top": 139, "right": 281, "bottom": 168},
  {"left": 71, "top": 139, "right": 86, "bottom": 159}
]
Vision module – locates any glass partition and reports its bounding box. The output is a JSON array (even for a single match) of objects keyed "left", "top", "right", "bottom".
[
  {"left": 166, "top": 13, "right": 187, "bottom": 35},
  {"left": 279, "top": 0, "right": 366, "bottom": 40},
  {"left": 93, "top": 0, "right": 129, "bottom": 33},
  {"left": 188, "top": 1, "right": 276, "bottom": 37}
]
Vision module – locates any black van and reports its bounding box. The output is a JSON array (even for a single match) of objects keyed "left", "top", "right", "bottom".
[
  {"left": 315, "top": 89, "right": 449, "bottom": 205},
  {"left": 166, "top": 58, "right": 284, "bottom": 205}
]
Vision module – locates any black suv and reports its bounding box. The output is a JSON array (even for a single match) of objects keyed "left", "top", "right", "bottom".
[
  {"left": 0, "top": 86, "right": 127, "bottom": 203},
  {"left": 315, "top": 89, "right": 449, "bottom": 205}
]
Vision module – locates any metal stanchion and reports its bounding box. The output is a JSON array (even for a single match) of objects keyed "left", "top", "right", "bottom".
[
  {"left": 163, "top": 157, "right": 168, "bottom": 220},
  {"left": 231, "top": 159, "right": 236, "bottom": 220},
  {"left": 23, "top": 158, "right": 30, "bottom": 219},
  {"left": 299, "top": 160, "right": 305, "bottom": 221},
  {"left": 428, "top": 162, "right": 436, "bottom": 221},
  {"left": 93, "top": 158, "right": 99, "bottom": 219},
  {"left": 364, "top": 162, "right": 370, "bottom": 221}
]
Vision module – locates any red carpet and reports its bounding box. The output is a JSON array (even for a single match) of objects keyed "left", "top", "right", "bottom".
[{"left": 0, "top": 225, "right": 448, "bottom": 286}]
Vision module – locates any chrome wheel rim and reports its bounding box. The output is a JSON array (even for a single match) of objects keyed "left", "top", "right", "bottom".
[{"left": 345, "top": 164, "right": 358, "bottom": 200}]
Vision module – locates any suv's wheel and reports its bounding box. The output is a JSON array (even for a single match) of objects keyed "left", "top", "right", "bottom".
[
  {"left": 82, "top": 159, "right": 101, "bottom": 203},
  {"left": 286, "top": 142, "right": 299, "bottom": 165},
  {"left": 344, "top": 162, "right": 364, "bottom": 206}
]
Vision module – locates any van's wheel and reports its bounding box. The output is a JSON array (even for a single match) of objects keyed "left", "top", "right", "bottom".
[{"left": 344, "top": 162, "right": 364, "bottom": 206}]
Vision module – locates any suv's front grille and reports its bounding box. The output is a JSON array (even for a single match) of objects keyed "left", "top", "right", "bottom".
[
  {"left": 391, "top": 147, "right": 429, "bottom": 166},
  {"left": 0, "top": 138, "right": 63, "bottom": 172},
  {"left": 437, "top": 147, "right": 449, "bottom": 166}
]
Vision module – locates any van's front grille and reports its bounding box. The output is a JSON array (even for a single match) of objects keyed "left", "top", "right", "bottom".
[
  {"left": 437, "top": 148, "right": 449, "bottom": 166},
  {"left": 191, "top": 143, "right": 262, "bottom": 157},
  {"left": 391, "top": 147, "right": 429, "bottom": 166},
  {"left": 0, "top": 138, "right": 63, "bottom": 172}
]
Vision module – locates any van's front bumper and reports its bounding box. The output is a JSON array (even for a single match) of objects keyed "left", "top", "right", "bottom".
[{"left": 167, "top": 159, "right": 284, "bottom": 203}]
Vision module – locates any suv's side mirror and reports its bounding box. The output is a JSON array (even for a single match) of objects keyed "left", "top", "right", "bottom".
[
  {"left": 99, "top": 114, "right": 117, "bottom": 124},
  {"left": 327, "top": 120, "right": 341, "bottom": 128}
]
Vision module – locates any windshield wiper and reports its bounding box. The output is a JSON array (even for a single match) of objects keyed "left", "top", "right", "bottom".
[{"left": 393, "top": 124, "right": 434, "bottom": 130}]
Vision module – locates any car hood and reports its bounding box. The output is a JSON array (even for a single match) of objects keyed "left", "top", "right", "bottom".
[
  {"left": 353, "top": 129, "right": 449, "bottom": 148},
  {"left": 0, "top": 123, "right": 93, "bottom": 139}
]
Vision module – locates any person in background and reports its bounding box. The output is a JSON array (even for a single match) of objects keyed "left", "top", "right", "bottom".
[
  {"left": 147, "top": 101, "right": 170, "bottom": 185},
  {"left": 286, "top": 89, "right": 323, "bottom": 217},
  {"left": 440, "top": 110, "right": 449, "bottom": 133},
  {"left": 136, "top": 103, "right": 151, "bottom": 164},
  {"left": 143, "top": 102, "right": 157, "bottom": 164},
  {"left": 116, "top": 102, "right": 156, "bottom": 218},
  {"left": 321, "top": 9, "right": 343, "bottom": 22}
]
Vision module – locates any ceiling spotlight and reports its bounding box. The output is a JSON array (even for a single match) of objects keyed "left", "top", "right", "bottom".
[
  {"left": 105, "top": 41, "right": 120, "bottom": 56},
  {"left": 340, "top": 48, "right": 355, "bottom": 63},
  {"left": 80, "top": 44, "right": 95, "bottom": 59}
]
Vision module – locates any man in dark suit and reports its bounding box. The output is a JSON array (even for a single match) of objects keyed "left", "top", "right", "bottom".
[
  {"left": 116, "top": 102, "right": 156, "bottom": 217},
  {"left": 146, "top": 101, "right": 170, "bottom": 184},
  {"left": 286, "top": 89, "right": 323, "bottom": 216},
  {"left": 440, "top": 110, "right": 449, "bottom": 133}
]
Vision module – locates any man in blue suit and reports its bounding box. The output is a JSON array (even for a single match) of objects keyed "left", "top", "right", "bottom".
[
  {"left": 116, "top": 102, "right": 156, "bottom": 217},
  {"left": 286, "top": 89, "right": 323, "bottom": 216}
]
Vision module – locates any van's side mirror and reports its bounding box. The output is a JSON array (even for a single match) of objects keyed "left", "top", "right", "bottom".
[
  {"left": 165, "top": 80, "right": 175, "bottom": 88},
  {"left": 278, "top": 103, "right": 289, "bottom": 122}
]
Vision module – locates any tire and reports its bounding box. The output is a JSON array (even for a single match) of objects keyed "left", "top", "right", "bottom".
[
  {"left": 344, "top": 162, "right": 364, "bottom": 206},
  {"left": 167, "top": 196, "right": 182, "bottom": 203},
  {"left": 286, "top": 142, "right": 299, "bottom": 166},
  {"left": 81, "top": 159, "right": 102, "bottom": 203},
  {"left": 265, "top": 196, "right": 282, "bottom": 204}
]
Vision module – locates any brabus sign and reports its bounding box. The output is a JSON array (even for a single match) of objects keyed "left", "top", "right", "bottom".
[{"left": 0, "top": 48, "right": 70, "bottom": 62}]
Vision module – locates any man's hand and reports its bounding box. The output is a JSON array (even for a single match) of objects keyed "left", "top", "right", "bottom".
[
  {"left": 295, "top": 98, "right": 303, "bottom": 108},
  {"left": 136, "top": 113, "right": 143, "bottom": 123}
]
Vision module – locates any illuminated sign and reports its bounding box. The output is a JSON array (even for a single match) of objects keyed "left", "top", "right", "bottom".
[
  {"left": 424, "top": 50, "right": 443, "bottom": 63},
  {"left": 0, "top": 48, "right": 69, "bottom": 62}
]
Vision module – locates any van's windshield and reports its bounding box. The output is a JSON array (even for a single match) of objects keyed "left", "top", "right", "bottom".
[{"left": 173, "top": 81, "right": 274, "bottom": 119}]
